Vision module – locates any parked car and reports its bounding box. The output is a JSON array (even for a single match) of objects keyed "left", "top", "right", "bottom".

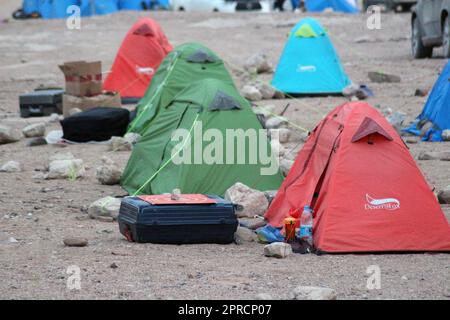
[
  {"left": 171, "top": 0, "right": 270, "bottom": 12},
  {"left": 412, "top": 0, "right": 450, "bottom": 58},
  {"left": 363, "top": 0, "right": 417, "bottom": 12}
]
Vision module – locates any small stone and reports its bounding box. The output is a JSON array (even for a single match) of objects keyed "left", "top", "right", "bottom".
[
  {"left": 368, "top": 71, "right": 401, "bottom": 83},
  {"left": 22, "top": 122, "right": 46, "bottom": 138},
  {"left": 8, "top": 237, "right": 19, "bottom": 243},
  {"left": 273, "top": 90, "right": 285, "bottom": 99},
  {"left": 234, "top": 226, "right": 258, "bottom": 243},
  {"left": 256, "top": 293, "right": 273, "bottom": 300},
  {"left": 241, "top": 85, "right": 262, "bottom": 101},
  {"left": 109, "top": 136, "right": 132, "bottom": 152},
  {"left": 442, "top": 130, "right": 450, "bottom": 141},
  {"left": 68, "top": 108, "right": 82, "bottom": 116},
  {"left": 88, "top": 196, "right": 121, "bottom": 220},
  {"left": 0, "top": 161, "right": 22, "bottom": 173},
  {"left": 63, "top": 237, "right": 88, "bottom": 247},
  {"left": 47, "top": 113, "right": 61, "bottom": 123},
  {"left": 224, "top": 182, "right": 269, "bottom": 218},
  {"left": 420, "top": 121, "right": 434, "bottom": 136},
  {"left": 0, "top": 125, "right": 22, "bottom": 144},
  {"left": 418, "top": 151, "right": 450, "bottom": 161},
  {"left": 124, "top": 132, "right": 141, "bottom": 145},
  {"left": 265, "top": 117, "right": 287, "bottom": 129},
  {"left": 289, "top": 286, "right": 337, "bottom": 300},
  {"left": 47, "top": 159, "right": 85, "bottom": 179},
  {"left": 254, "top": 82, "right": 275, "bottom": 100},
  {"left": 244, "top": 53, "right": 272, "bottom": 74},
  {"left": 110, "top": 262, "right": 118, "bottom": 269},
  {"left": 26, "top": 137, "right": 47, "bottom": 147},
  {"left": 96, "top": 216, "right": 114, "bottom": 223},
  {"left": 264, "top": 242, "right": 292, "bottom": 259},
  {"left": 437, "top": 186, "right": 450, "bottom": 204},
  {"left": 401, "top": 276, "right": 408, "bottom": 281},
  {"left": 415, "top": 88, "right": 428, "bottom": 97},
  {"left": 270, "top": 128, "right": 291, "bottom": 143},
  {"left": 96, "top": 156, "right": 122, "bottom": 185},
  {"left": 405, "top": 138, "right": 418, "bottom": 144}
]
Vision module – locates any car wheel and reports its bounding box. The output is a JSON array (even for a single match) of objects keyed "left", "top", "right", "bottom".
[
  {"left": 443, "top": 16, "right": 450, "bottom": 58},
  {"left": 412, "top": 17, "right": 433, "bottom": 59}
]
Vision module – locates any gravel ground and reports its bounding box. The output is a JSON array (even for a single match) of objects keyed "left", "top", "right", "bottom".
[{"left": 0, "top": 0, "right": 449, "bottom": 300}]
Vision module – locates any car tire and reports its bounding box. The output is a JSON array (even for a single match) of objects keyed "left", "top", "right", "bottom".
[
  {"left": 443, "top": 16, "right": 450, "bottom": 58},
  {"left": 412, "top": 17, "right": 433, "bottom": 59}
]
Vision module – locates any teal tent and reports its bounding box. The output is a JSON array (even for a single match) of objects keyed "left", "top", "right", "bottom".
[{"left": 272, "top": 17, "right": 351, "bottom": 95}]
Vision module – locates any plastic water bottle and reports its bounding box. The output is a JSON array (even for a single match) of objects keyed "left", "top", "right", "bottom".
[{"left": 299, "top": 205, "right": 313, "bottom": 246}]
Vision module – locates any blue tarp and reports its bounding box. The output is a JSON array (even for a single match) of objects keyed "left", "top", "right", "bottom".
[
  {"left": 404, "top": 61, "right": 450, "bottom": 142},
  {"left": 21, "top": 0, "right": 169, "bottom": 19},
  {"left": 272, "top": 17, "right": 351, "bottom": 95},
  {"left": 305, "top": 0, "right": 359, "bottom": 13}
]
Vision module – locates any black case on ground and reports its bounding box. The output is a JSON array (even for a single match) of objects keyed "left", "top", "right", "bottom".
[
  {"left": 61, "top": 107, "right": 130, "bottom": 142},
  {"left": 118, "top": 195, "right": 238, "bottom": 244},
  {"left": 19, "top": 89, "right": 64, "bottom": 117}
]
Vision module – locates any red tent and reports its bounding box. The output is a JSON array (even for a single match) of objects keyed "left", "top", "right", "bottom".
[
  {"left": 266, "top": 102, "right": 450, "bottom": 253},
  {"left": 103, "top": 18, "right": 172, "bottom": 101}
]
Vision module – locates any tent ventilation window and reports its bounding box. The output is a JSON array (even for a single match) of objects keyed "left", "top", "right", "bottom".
[
  {"left": 208, "top": 91, "right": 242, "bottom": 111},
  {"left": 186, "top": 50, "right": 217, "bottom": 63},
  {"left": 351, "top": 117, "right": 393, "bottom": 143}
]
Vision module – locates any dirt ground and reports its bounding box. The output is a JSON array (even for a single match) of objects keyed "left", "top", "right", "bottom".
[{"left": 0, "top": 1, "right": 449, "bottom": 300}]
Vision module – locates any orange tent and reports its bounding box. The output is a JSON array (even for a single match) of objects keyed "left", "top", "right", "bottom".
[
  {"left": 266, "top": 102, "right": 450, "bottom": 253},
  {"left": 103, "top": 18, "right": 172, "bottom": 102}
]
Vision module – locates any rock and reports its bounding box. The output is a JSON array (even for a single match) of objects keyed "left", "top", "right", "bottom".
[
  {"left": 124, "top": 132, "right": 141, "bottom": 145},
  {"left": 280, "top": 159, "right": 294, "bottom": 176},
  {"left": 437, "top": 186, "right": 450, "bottom": 204},
  {"left": 270, "top": 128, "right": 291, "bottom": 144},
  {"left": 244, "top": 53, "right": 272, "bottom": 74},
  {"left": 0, "top": 125, "right": 22, "bottom": 144},
  {"left": 254, "top": 82, "right": 275, "bottom": 100},
  {"left": 0, "top": 161, "right": 22, "bottom": 173},
  {"left": 224, "top": 182, "right": 269, "bottom": 218},
  {"left": 96, "top": 156, "right": 122, "bottom": 185},
  {"left": 273, "top": 90, "right": 285, "bottom": 99},
  {"left": 420, "top": 121, "right": 434, "bottom": 136},
  {"left": 256, "top": 293, "right": 273, "bottom": 300},
  {"left": 47, "top": 113, "right": 61, "bottom": 124},
  {"left": 22, "top": 122, "right": 45, "bottom": 137},
  {"left": 47, "top": 159, "right": 85, "bottom": 179},
  {"left": 289, "top": 286, "right": 337, "bottom": 300},
  {"left": 63, "top": 237, "right": 88, "bottom": 247},
  {"left": 415, "top": 88, "right": 428, "bottom": 97},
  {"left": 354, "top": 35, "right": 372, "bottom": 43},
  {"left": 96, "top": 216, "right": 114, "bottom": 223},
  {"left": 88, "top": 196, "right": 121, "bottom": 220},
  {"left": 418, "top": 151, "right": 450, "bottom": 161},
  {"left": 234, "top": 226, "right": 258, "bottom": 243},
  {"left": 241, "top": 85, "right": 262, "bottom": 101},
  {"left": 271, "top": 140, "right": 286, "bottom": 158},
  {"left": 8, "top": 237, "right": 19, "bottom": 243},
  {"left": 265, "top": 117, "right": 287, "bottom": 129},
  {"left": 264, "top": 242, "right": 292, "bottom": 258},
  {"left": 68, "top": 108, "right": 82, "bottom": 116},
  {"left": 264, "top": 190, "right": 277, "bottom": 203},
  {"left": 442, "top": 129, "right": 450, "bottom": 141},
  {"left": 110, "top": 262, "right": 118, "bottom": 269},
  {"left": 26, "top": 137, "right": 47, "bottom": 147},
  {"left": 342, "top": 83, "right": 360, "bottom": 97},
  {"left": 109, "top": 136, "right": 132, "bottom": 151},
  {"left": 405, "top": 138, "right": 418, "bottom": 144},
  {"left": 368, "top": 71, "right": 401, "bottom": 83},
  {"left": 49, "top": 151, "right": 75, "bottom": 162},
  {"left": 386, "top": 112, "right": 406, "bottom": 132}
]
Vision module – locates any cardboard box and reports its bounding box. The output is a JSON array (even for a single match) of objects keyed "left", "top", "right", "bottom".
[
  {"left": 63, "top": 92, "right": 121, "bottom": 117},
  {"left": 59, "top": 61, "right": 102, "bottom": 97}
]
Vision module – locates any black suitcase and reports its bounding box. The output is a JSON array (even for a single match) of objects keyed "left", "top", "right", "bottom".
[
  {"left": 61, "top": 107, "right": 130, "bottom": 142},
  {"left": 118, "top": 195, "right": 238, "bottom": 244},
  {"left": 19, "top": 89, "right": 64, "bottom": 118}
]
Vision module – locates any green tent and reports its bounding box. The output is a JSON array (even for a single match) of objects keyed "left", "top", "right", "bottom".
[
  {"left": 121, "top": 78, "right": 284, "bottom": 196},
  {"left": 128, "top": 42, "right": 235, "bottom": 135}
]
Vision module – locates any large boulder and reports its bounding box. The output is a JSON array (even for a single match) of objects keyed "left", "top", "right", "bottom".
[
  {"left": 289, "top": 286, "right": 337, "bottom": 300},
  {"left": 0, "top": 125, "right": 22, "bottom": 144},
  {"left": 22, "top": 122, "right": 46, "bottom": 138},
  {"left": 244, "top": 53, "right": 272, "bottom": 74},
  {"left": 264, "top": 242, "right": 292, "bottom": 258},
  {"left": 224, "top": 182, "right": 269, "bottom": 218},
  {"left": 438, "top": 186, "right": 450, "bottom": 204},
  {"left": 88, "top": 196, "right": 122, "bottom": 220},
  {"left": 96, "top": 156, "right": 122, "bottom": 185}
]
